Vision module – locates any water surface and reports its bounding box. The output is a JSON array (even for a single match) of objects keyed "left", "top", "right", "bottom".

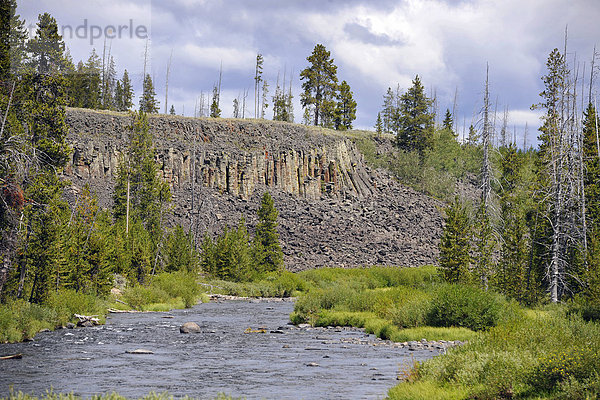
[{"left": 0, "top": 300, "right": 439, "bottom": 399}]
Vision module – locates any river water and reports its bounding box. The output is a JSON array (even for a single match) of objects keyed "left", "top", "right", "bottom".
[{"left": 0, "top": 300, "right": 440, "bottom": 399}]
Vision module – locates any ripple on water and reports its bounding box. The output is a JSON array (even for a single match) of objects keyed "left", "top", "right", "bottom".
[{"left": 0, "top": 301, "right": 440, "bottom": 400}]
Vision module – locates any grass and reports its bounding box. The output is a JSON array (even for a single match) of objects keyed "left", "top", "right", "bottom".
[
  {"left": 0, "top": 291, "right": 109, "bottom": 343},
  {"left": 287, "top": 265, "right": 600, "bottom": 398},
  {"left": 0, "top": 272, "right": 209, "bottom": 343},
  {"left": 291, "top": 266, "right": 502, "bottom": 343},
  {"left": 388, "top": 381, "right": 469, "bottom": 400}
]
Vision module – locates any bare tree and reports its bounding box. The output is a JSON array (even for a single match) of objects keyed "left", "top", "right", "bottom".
[{"left": 164, "top": 49, "right": 173, "bottom": 114}]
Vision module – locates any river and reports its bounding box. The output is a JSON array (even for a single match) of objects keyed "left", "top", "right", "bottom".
[{"left": 0, "top": 300, "right": 440, "bottom": 399}]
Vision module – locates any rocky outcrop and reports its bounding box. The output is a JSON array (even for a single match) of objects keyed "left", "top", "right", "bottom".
[{"left": 64, "top": 108, "right": 444, "bottom": 271}]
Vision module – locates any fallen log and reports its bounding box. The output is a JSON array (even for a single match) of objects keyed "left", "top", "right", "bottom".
[{"left": 0, "top": 354, "right": 22, "bottom": 360}]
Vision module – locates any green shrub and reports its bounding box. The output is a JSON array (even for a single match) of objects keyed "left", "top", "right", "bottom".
[
  {"left": 427, "top": 284, "right": 504, "bottom": 331},
  {"left": 528, "top": 348, "right": 600, "bottom": 394},
  {"left": 122, "top": 285, "right": 170, "bottom": 310},
  {"left": 151, "top": 272, "right": 200, "bottom": 308}
]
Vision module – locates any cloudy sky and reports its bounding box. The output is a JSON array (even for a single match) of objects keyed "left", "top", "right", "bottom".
[{"left": 18, "top": 0, "right": 600, "bottom": 146}]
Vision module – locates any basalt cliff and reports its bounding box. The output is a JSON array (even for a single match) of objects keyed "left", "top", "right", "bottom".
[{"left": 64, "top": 108, "right": 444, "bottom": 271}]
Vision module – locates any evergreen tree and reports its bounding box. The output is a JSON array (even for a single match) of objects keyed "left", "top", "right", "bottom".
[
  {"left": 26, "top": 13, "right": 69, "bottom": 74},
  {"left": 300, "top": 44, "right": 338, "bottom": 127},
  {"left": 3, "top": 0, "right": 28, "bottom": 76},
  {"left": 395, "top": 75, "right": 434, "bottom": 156},
  {"left": 114, "top": 80, "right": 124, "bottom": 111},
  {"left": 375, "top": 112, "right": 383, "bottom": 136},
  {"left": 582, "top": 103, "right": 600, "bottom": 302},
  {"left": 101, "top": 56, "right": 116, "bottom": 110},
  {"left": 335, "top": 80, "right": 357, "bottom": 131},
  {"left": 164, "top": 225, "right": 197, "bottom": 273},
  {"left": 467, "top": 124, "right": 479, "bottom": 146},
  {"left": 583, "top": 103, "right": 600, "bottom": 230},
  {"left": 60, "top": 185, "right": 111, "bottom": 295},
  {"left": 439, "top": 197, "right": 471, "bottom": 283},
  {"left": 381, "top": 87, "right": 395, "bottom": 134},
  {"left": 232, "top": 98, "right": 240, "bottom": 118},
  {"left": 113, "top": 111, "right": 171, "bottom": 238},
  {"left": 442, "top": 109, "right": 454, "bottom": 135},
  {"left": 496, "top": 144, "right": 528, "bottom": 301},
  {"left": 210, "top": 84, "right": 221, "bottom": 118},
  {"left": 261, "top": 80, "right": 269, "bottom": 119},
  {"left": 139, "top": 73, "right": 159, "bottom": 113},
  {"left": 253, "top": 192, "right": 283, "bottom": 273},
  {"left": 0, "top": 1, "right": 12, "bottom": 81},
  {"left": 272, "top": 81, "right": 290, "bottom": 122},
  {"left": 71, "top": 50, "right": 101, "bottom": 109},
  {"left": 120, "top": 70, "right": 134, "bottom": 110},
  {"left": 169, "top": 105, "right": 176, "bottom": 115}
]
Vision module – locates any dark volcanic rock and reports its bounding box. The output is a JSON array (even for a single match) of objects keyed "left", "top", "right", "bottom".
[{"left": 63, "top": 108, "right": 444, "bottom": 270}]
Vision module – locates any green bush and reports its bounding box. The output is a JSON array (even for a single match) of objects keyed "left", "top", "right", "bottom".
[
  {"left": 151, "top": 272, "right": 201, "bottom": 308},
  {"left": 122, "top": 285, "right": 170, "bottom": 310},
  {"left": 528, "top": 348, "right": 600, "bottom": 394},
  {"left": 427, "top": 284, "right": 504, "bottom": 331}
]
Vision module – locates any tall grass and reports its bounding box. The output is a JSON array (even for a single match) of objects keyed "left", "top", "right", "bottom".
[
  {"left": 0, "top": 291, "right": 108, "bottom": 343},
  {"left": 389, "top": 307, "right": 600, "bottom": 399}
]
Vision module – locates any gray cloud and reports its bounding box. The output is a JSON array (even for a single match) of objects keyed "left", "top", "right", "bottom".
[{"left": 17, "top": 0, "right": 600, "bottom": 144}]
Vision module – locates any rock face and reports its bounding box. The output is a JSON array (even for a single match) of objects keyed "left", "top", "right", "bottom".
[{"left": 63, "top": 108, "right": 444, "bottom": 270}]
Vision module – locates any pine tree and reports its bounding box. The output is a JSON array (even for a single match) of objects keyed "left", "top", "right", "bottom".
[
  {"left": 467, "top": 124, "right": 479, "bottom": 146},
  {"left": 395, "top": 75, "right": 434, "bottom": 156},
  {"left": 101, "top": 56, "right": 116, "bottom": 110},
  {"left": 496, "top": 144, "right": 528, "bottom": 301},
  {"left": 381, "top": 87, "right": 395, "bottom": 134},
  {"left": 232, "top": 98, "right": 240, "bottom": 118},
  {"left": 253, "top": 192, "right": 283, "bottom": 273},
  {"left": 169, "top": 105, "right": 176, "bottom": 115},
  {"left": 26, "top": 13, "right": 68, "bottom": 74},
  {"left": 80, "top": 50, "right": 102, "bottom": 109},
  {"left": 210, "top": 84, "right": 221, "bottom": 118},
  {"left": 442, "top": 109, "right": 454, "bottom": 135},
  {"left": 3, "top": 0, "right": 28, "bottom": 76},
  {"left": 139, "top": 73, "right": 159, "bottom": 113},
  {"left": 300, "top": 44, "right": 339, "bottom": 127},
  {"left": 261, "top": 80, "right": 269, "bottom": 119},
  {"left": 113, "top": 111, "right": 170, "bottom": 238},
  {"left": 120, "top": 70, "right": 134, "bottom": 110},
  {"left": 164, "top": 225, "right": 197, "bottom": 273},
  {"left": 114, "top": 80, "right": 124, "bottom": 111},
  {"left": 582, "top": 103, "right": 600, "bottom": 302},
  {"left": 0, "top": 1, "right": 11, "bottom": 81},
  {"left": 583, "top": 103, "right": 600, "bottom": 230},
  {"left": 335, "top": 80, "right": 357, "bottom": 131},
  {"left": 439, "top": 197, "right": 471, "bottom": 283},
  {"left": 375, "top": 112, "right": 383, "bottom": 136}
]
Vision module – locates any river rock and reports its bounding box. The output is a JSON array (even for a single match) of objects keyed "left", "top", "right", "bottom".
[
  {"left": 180, "top": 322, "right": 202, "bottom": 333},
  {"left": 125, "top": 349, "right": 154, "bottom": 354}
]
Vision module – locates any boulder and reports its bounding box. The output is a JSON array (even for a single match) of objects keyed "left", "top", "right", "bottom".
[
  {"left": 125, "top": 349, "right": 154, "bottom": 354},
  {"left": 180, "top": 322, "right": 202, "bottom": 334}
]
